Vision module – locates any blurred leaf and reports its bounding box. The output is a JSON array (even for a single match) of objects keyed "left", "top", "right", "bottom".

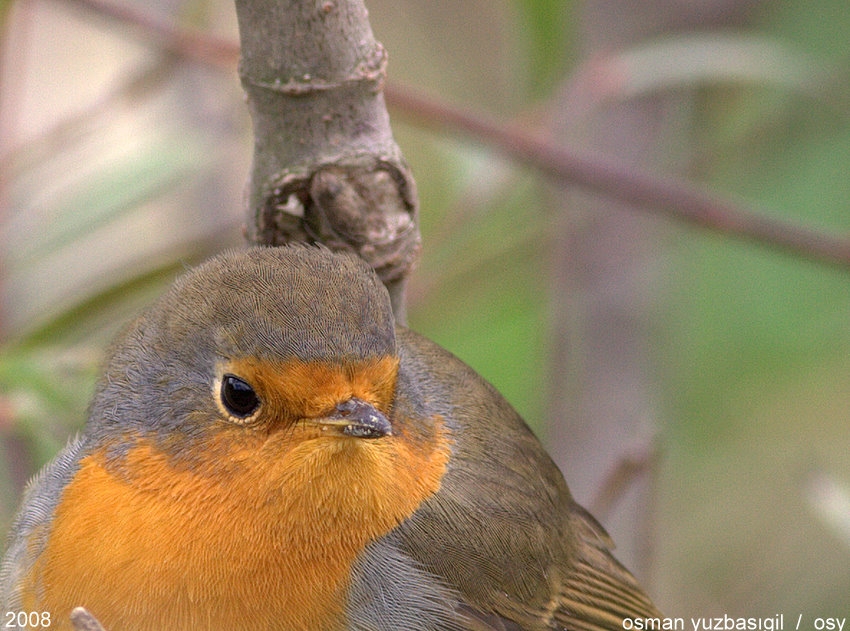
[
  {"left": 0, "top": 346, "right": 100, "bottom": 463},
  {"left": 602, "top": 34, "right": 832, "bottom": 102},
  {"left": 14, "top": 258, "right": 191, "bottom": 348},
  {"left": 0, "top": 0, "right": 13, "bottom": 25},
  {"left": 806, "top": 470, "right": 850, "bottom": 548},
  {"left": 768, "top": 0, "right": 850, "bottom": 59},
  {"left": 410, "top": 162, "right": 546, "bottom": 429},
  {"left": 9, "top": 138, "right": 206, "bottom": 270},
  {"left": 514, "top": 0, "right": 572, "bottom": 99}
]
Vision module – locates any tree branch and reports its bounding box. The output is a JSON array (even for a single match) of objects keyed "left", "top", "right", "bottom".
[
  {"left": 233, "top": 0, "right": 420, "bottom": 320},
  {"left": 386, "top": 82, "right": 850, "bottom": 269}
]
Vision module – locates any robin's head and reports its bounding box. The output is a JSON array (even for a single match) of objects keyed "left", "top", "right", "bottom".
[
  {"left": 35, "top": 247, "right": 451, "bottom": 628},
  {"left": 87, "top": 246, "right": 399, "bottom": 451}
]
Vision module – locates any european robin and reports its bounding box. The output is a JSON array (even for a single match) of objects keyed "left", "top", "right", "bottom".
[{"left": 1, "top": 245, "right": 661, "bottom": 630}]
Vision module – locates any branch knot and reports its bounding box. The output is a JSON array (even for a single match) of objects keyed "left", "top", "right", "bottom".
[{"left": 256, "top": 157, "right": 420, "bottom": 284}]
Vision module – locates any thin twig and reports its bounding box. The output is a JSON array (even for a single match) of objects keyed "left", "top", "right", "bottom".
[
  {"left": 62, "top": 0, "right": 239, "bottom": 66},
  {"left": 56, "top": 0, "right": 850, "bottom": 270},
  {"left": 588, "top": 447, "right": 660, "bottom": 522}
]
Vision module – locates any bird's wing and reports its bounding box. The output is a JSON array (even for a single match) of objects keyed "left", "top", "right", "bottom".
[
  {"left": 0, "top": 436, "right": 87, "bottom": 609},
  {"left": 548, "top": 503, "right": 662, "bottom": 630},
  {"left": 388, "top": 492, "right": 661, "bottom": 631},
  {"left": 388, "top": 328, "right": 662, "bottom": 630},
  {"left": 348, "top": 535, "right": 522, "bottom": 631}
]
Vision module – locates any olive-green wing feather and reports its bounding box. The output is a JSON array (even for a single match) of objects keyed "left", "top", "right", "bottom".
[
  {"left": 392, "top": 328, "right": 662, "bottom": 630},
  {"left": 550, "top": 504, "right": 661, "bottom": 629}
]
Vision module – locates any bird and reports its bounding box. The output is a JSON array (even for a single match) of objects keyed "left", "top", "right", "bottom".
[{"left": 1, "top": 245, "right": 662, "bottom": 631}]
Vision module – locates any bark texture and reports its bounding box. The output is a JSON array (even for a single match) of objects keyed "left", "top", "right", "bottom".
[{"left": 235, "top": 0, "right": 420, "bottom": 319}]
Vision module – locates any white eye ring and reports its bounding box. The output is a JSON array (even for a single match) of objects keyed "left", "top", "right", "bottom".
[{"left": 215, "top": 373, "right": 261, "bottom": 423}]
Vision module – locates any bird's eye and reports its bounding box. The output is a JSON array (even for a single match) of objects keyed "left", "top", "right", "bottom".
[{"left": 220, "top": 374, "right": 260, "bottom": 418}]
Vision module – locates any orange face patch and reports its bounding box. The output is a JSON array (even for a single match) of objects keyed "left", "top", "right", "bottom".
[{"left": 216, "top": 356, "right": 400, "bottom": 425}]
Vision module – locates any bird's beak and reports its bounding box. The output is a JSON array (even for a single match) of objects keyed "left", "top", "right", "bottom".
[{"left": 313, "top": 397, "right": 392, "bottom": 439}]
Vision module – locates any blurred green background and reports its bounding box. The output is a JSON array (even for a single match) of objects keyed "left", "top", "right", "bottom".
[{"left": 2, "top": 0, "right": 849, "bottom": 618}]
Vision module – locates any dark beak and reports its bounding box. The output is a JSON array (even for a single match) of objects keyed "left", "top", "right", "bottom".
[{"left": 314, "top": 397, "right": 392, "bottom": 439}]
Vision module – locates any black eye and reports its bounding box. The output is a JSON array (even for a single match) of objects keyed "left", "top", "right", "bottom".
[{"left": 221, "top": 374, "right": 260, "bottom": 418}]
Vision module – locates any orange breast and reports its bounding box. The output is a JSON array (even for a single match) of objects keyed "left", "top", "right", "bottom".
[{"left": 23, "top": 419, "right": 451, "bottom": 631}]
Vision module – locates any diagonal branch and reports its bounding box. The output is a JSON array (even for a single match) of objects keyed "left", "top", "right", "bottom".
[
  {"left": 62, "top": 0, "right": 239, "bottom": 65},
  {"left": 386, "top": 83, "right": 850, "bottom": 269},
  {"left": 57, "top": 0, "right": 850, "bottom": 271}
]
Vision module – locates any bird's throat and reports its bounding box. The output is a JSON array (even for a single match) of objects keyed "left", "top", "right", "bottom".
[{"left": 24, "top": 421, "right": 451, "bottom": 631}]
